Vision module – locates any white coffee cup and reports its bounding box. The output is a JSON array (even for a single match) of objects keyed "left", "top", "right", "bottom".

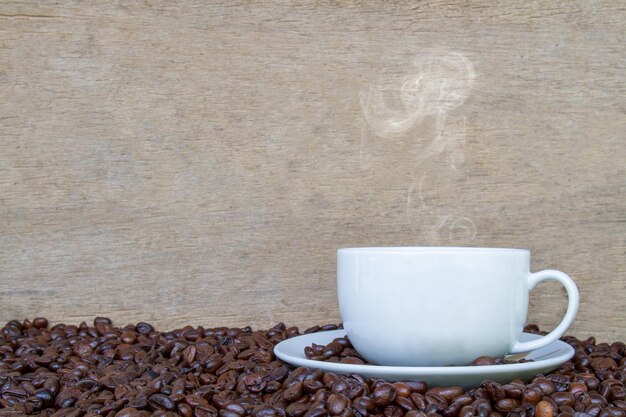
[{"left": 337, "top": 247, "right": 579, "bottom": 367}]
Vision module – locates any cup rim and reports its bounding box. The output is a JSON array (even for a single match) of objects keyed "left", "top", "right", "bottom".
[{"left": 337, "top": 246, "right": 530, "bottom": 254}]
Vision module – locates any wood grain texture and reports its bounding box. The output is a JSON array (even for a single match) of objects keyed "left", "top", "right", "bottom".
[{"left": 0, "top": 1, "right": 624, "bottom": 340}]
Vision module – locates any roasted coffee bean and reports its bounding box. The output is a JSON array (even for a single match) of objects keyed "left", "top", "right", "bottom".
[
  {"left": 328, "top": 394, "right": 350, "bottom": 415},
  {"left": 428, "top": 387, "right": 465, "bottom": 403},
  {"left": 552, "top": 392, "right": 576, "bottom": 408},
  {"left": 535, "top": 378, "right": 558, "bottom": 396},
  {"left": 178, "top": 403, "right": 194, "bottom": 417},
  {"left": 472, "top": 356, "right": 498, "bottom": 366},
  {"left": 148, "top": 393, "right": 175, "bottom": 411},
  {"left": 312, "top": 388, "right": 328, "bottom": 403},
  {"left": 287, "top": 403, "right": 311, "bottom": 417},
  {"left": 373, "top": 383, "right": 396, "bottom": 406},
  {"left": 495, "top": 398, "right": 520, "bottom": 413},
  {"left": 383, "top": 404, "right": 403, "bottom": 417},
  {"left": 304, "top": 407, "right": 328, "bottom": 417},
  {"left": 304, "top": 379, "right": 324, "bottom": 393},
  {"left": 284, "top": 382, "right": 304, "bottom": 402},
  {"left": 396, "top": 395, "right": 417, "bottom": 412},
  {"left": 503, "top": 384, "right": 525, "bottom": 399},
  {"left": 32, "top": 317, "right": 49, "bottom": 329},
  {"left": 425, "top": 393, "right": 448, "bottom": 413},
  {"left": 195, "top": 405, "right": 219, "bottom": 417},
  {"left": 220, "top": 410, "right": 243, "bottom": 417},
  {"left": 352, "top": 395, "right": 375, "bottom": 414},
  {"left": 587, "top": 405, "right": 603, "bottom": 417},
  {"left": 116, "top": 407, "right": 139, "bottom": 417},
  {"left": 442, "top": 395, "right": 472, "bottom": 417},
  {"left": 392, "top": 382, "right": 412, "bottom": 398},
  {"left": 483, "top": 381, "right": 506, "bottom": 403},
  {"left": 402, "top": 381, "right": 428, "bottom": 394},
  {"left": 410, "top": 392, "right": 426, "bottom": 410},
  {"left": 522, "top": 388, "right": 543, "bottom": 405},
  {"left": 121, "top": 331, "right": 137, "bottom": 344}
]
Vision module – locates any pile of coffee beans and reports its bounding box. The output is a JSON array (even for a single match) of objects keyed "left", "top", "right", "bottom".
[
  {"left": 0, "top": 319, "right": 624, "bottom": 417},
  {"left": 303, "top": 336, "right": 534, "bottom": 366}
]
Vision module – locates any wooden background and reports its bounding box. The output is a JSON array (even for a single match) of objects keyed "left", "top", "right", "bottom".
[{"left": 1, "top": 1, "right": 624, "bottom": 341}]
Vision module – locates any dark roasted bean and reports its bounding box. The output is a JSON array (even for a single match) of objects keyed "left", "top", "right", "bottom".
[
  {"left": 220, "top": 410, "right": 243, "bottom": 417},
  {"left": 32, "top": 318, "right": 49, "bottom": 329},
  {"left": 303, "top": 407, "right": 328, "bottom": 417},
  {"left": 522, "top": 388, "right": 543, "bottom": 405},
  {"left": 373, "top": 383, "right": 396, "bottom": 407},
  {"left": 328, "top": 394, "right": 349, "bottom": 415},
  {"left": 535, "top": 401, "right": 554, "bottom": 417},
  {"left": 425, "top": 393, "right": 447, "bottom": 412},
  {"left": 503, "top": 384, "right": 525, "bottom": 399},
  {"left": 552, "top": 392, "right": 576, "bottom": 408},
  {"left": 287, "top": 403, "right": 311, "bottom": 417},
  {"left": 353, "top": 396, "right": 375, "bottom": 416},
  {"left": 495, "top": 398, "right": 520, "bottom": 413},
  {"left": 483, "top": 382, "right": 506, "bottom": 403},
  {"left": 148, "top": 394, "right": 175, "bottom": 411},
  {"left": 428, "top": 387, "right": 464, "bottom": 403},
  {"left": 396, "top": 396, "right": 416, "bottom": 412},
  {"left": 284, "top": 382, "right": 304, "bottom": 402},
  {"left": 178, "top": 403, "right": 194, "bottom": 417},
  {"left": 393, "top": 383, "right": 412, "bottom": 398}
]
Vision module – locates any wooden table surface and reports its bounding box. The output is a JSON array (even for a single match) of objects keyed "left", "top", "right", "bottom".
[{"left": 0, "top": 1, "right": 624, "bottom": 341}]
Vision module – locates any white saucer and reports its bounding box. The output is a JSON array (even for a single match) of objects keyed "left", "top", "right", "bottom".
[{"left": 274, "top": 330, "right": 574, "bottom": 388}]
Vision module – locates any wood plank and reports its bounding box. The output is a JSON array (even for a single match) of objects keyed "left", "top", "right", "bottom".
[{"left": 0, "top": 0, "right": 624, "bottom": 341}]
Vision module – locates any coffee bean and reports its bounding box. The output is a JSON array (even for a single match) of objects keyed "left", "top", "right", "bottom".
[
  {"left": 383, "top": 404, "right": 403, "bottom": 417},
  {"left": 472, "top": 357, "right": 498, "bottom": 366},
  {"left": 521, "top": 387, "right": 543, "bottom": 404},
  {"left": 552, "top": 392, "right": 576, "bottom": 408},
  {"left": 303, "top": 407, "right": 328, "bottom": 417},
  {"left": 121, "top": 331, "right": 137, "bottom": 344},
  {"left": 94, "top": 317, "right": 112, "bottom": 325},
  {"left": 178, "top": 403, "right": 194, "bottom": 417},
  {"left": 393, "top": 382, "right": 412, "bottom": 398},
  {"left": 591, "top": 394, "right": 609, "bottom": 406},
  {"left": 592, "top": 358, "right": 619, "bottom": 371},
  {"left": 373, "top": 383, "right": 396, "bottom": 406},
  {"left": 221, "top": 410, "right": 243, "bottom": 417},
  {"left": 116, "top": 407, "right": 139, "bottom": 417},
  {"left": 503, "top": 384, "right": 525, "bottom": 399},
  {"left": 396, "top": 395, "right": 417, "bottom": 412},
  {"left": 587, "top": 405, "right": 603, "bottom": 417},
  {"left": 353, "top": 396, "right": 375, "bottom": 415},
  {"left": 428, "top": 387, "right": 465, "bottom": 403},
  {"left": 328, "top": 394, "right": 349, "bottom": 415},
  {"left": 32, "top": 317, "right": 49, "bottom": 329},
  {"left": 287, "top": 403, "right": 311, "bottom": 417},
  {"left": 405, "top": 412, "right": 428, "bottom": 417},
  {"left": 148, "top": 393, "right": 175, "bottom": 411},
  {"left": 304, "top": 379, "right": 324, "bottom": 393},
  {"left": 284, "top": 382, "right": 304, "bottom": 402},
  {"left": 425, "top": 393, "right": 448, "bottom": 412},
  {"left": 443, "top": 395, "right": 473, "bottom": 417},
  {"left": 483, "top": 381, "right": 506, "bottom": 403},
  {"left": 495, "top": 398, "right": 520, "bottom": 413},
  {"left": 410, "top": 393, "right": 426, "bottom": 410}
]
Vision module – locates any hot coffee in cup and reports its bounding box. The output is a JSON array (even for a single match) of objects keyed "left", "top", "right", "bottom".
[{"left": 337, "top": 247, "right": 579, "bottom": 366}]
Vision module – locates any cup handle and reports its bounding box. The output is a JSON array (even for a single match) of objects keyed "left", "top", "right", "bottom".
[{"left": 510, "top": 269, "right": 580, "bottom": 354}]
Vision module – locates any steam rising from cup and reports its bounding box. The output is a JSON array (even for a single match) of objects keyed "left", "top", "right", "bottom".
[
  {"left": 360, "top": 52, "right": 476, "bottom": 139},
  {"left": 359, "top": 51, "right": 478, "bottom": 244}
]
